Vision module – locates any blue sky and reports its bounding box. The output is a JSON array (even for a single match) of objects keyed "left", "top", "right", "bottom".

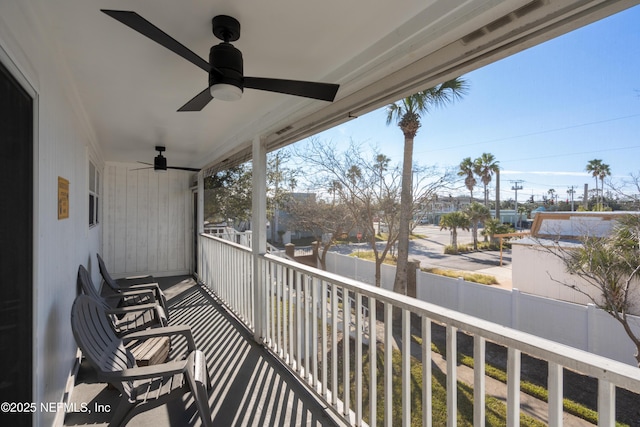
[{"left": 300, "top": 5, "right": 640, "bottom": 203}]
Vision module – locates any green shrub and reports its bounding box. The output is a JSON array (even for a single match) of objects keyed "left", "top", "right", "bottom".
[
  {"left": 433, "top": 338, "right": 628, "bottom": 426},
  {"left": 423, "top": 267, "right": 499, "bottom": 285}
]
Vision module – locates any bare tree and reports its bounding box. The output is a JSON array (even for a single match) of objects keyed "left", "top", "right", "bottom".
[
  {"left": 605, "top": 171, "right": 640, "bottom": 211},
  {"left": 542, "top": 214, "right": 640, "bottom": 366},
  {"left": 293, "top": 137, "right": 454, "bottom": 287},
  {"left": 285, "top": 195, "right": 354, "bottom": 270},
  {"left": 293, "top": 139, "right": 397, "bottom": 286}
]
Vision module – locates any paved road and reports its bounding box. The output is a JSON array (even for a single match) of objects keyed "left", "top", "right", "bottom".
[
  {"left": 330, "top": 224, "right": 514, "bottom": 287},
  {"left": 411, "top": 224, "right": 511, "bottom": 269}
]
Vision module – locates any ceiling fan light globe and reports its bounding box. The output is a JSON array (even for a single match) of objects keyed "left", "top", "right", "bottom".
[{"left": 210, "top": 83, "right": 242, "bottom": 101}]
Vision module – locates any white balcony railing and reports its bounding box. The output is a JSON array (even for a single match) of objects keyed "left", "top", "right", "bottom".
[{"left": 198, "top": 233, "right": 640, "bottom": 427}]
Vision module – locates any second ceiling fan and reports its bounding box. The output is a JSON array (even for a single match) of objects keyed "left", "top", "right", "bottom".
[
  {"left": 101, "top": 10, "right": 340, "bottom": 111},
  {"left": 137, "top": 146, "right": 200, "bottom": 172}
]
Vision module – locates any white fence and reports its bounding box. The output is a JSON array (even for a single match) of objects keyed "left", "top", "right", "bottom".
[{"left": 324, "top": 251, "right": 640, "bottom": 366}]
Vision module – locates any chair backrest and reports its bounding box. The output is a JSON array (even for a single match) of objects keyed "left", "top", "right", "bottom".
[
  {"left": 70, "top": 294, "right": 135, "bottom": 397},
  {"left": 77, "top": 265, "right": 110, "bottom": 310},
  {"left": 97, "top": 253, "right": 119, "bottom": 292}
]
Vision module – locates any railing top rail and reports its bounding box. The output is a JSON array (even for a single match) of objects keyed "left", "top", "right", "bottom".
[
  {"left": 200, "top": 232, "right": 252, "bottom": 253},
  {"left": 259, "top": 252, "right": 640, "bottom": 391}
]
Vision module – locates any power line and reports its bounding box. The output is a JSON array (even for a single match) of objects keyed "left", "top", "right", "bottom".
[
  {"left": 416, "top": 113, "right": 640, "bottom": 155},
  {"left": 501, "top": 144, "right": 640, "bottom": 164}
]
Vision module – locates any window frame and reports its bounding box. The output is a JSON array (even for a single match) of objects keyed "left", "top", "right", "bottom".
[{"left": 89, "top": 160, "right": 100, "bottom": 227}]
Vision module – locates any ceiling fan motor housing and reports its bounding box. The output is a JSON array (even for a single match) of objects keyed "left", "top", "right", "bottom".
[
  {"left": 209, "top": 43, "right": 244, "bottom": 92},
  {"left": 154, "top": 153, "right": 167, "bottom": 170}
]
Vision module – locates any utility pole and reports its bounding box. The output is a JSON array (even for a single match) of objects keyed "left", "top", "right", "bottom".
[
  {"left": 583, "top": 183, "right": 589, "bottom": 210},
  {"left": 567, "top": 186, "right": 575, "bottom": 211},
  {"left": 495, "top": 169, "right": 501, "bottom": 220},
  {"left": 510, "top": 180, "right": 523, "bottom": 211},
  {"left": 510, "top": 180, "right": 523, "bottom": 228}
]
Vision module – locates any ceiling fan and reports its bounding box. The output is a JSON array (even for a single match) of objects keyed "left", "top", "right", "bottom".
[
  {"left": 101, "top": 10, "right": 340, "bottom": 111},
  {"left": 135, "top": 146, "right": 200, "bottom": 172}
]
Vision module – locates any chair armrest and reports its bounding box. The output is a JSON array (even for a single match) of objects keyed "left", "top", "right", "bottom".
[
  {"left": 122, "top": 325, "right": 196, "bottom": 351},
  {"left": 106, "top": 360, "right": 188, "bottom": 381},
  {"left": 126, "top": 283, "right": 164, "bottom": 298},
  {"left": 105, "top": 302, "right": 159, "bottom": 315},
  {"left": 109, "top": 304, "right": 167, "bottom": 327},
  {"left": 126, "top": 282, "right": 161, "bottom": 291},
  {"left": 104, "top": 289, "right": 157, "bottom": 303},
  {"left": 124, "top": 274, "right": 153, "bottom": 281},
  {"left": 119, "top": 288, "right": 156, "bottom": 299}
]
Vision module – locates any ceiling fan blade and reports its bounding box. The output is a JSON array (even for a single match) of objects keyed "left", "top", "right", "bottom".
[
  {"left": 137, "top": 161, "right": 153, "bottom": 166},
  {"left": 130, "top": 166, "right": 153, "bottom": 171},
  {"left": 101, "top": 10, "right": 210, "bottom": 72},
  {"left": 178, "top": 88, "right": 213, "bottom": 111},
  {"left": 168, "top": 166, "right": 201, "bottom": 172},
  {"left": 244, "top": 77, "right": 339, "bottom": 102}
]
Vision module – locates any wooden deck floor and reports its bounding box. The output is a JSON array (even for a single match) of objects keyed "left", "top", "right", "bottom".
[{"left": 64, "top": 276, "right": 342, "bottom": 427}]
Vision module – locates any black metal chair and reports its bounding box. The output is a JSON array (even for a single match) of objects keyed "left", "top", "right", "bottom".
[
  {"left": 97, "top": 253, "right": 170, "bottom": 320},
  {"left": 70, "top": 294, "right": 212, "bottom": 426},
  {"left": 77, "top": 265, "right": 167, "bottom": 335}
]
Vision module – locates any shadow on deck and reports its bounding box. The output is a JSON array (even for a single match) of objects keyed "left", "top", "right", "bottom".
[{"left": 64, "top": 276, "right": 341, "bottom": 427}]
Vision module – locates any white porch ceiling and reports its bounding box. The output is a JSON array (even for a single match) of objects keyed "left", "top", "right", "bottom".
[{"left": 32, "top": 0, "right": 637, "bottom": 172}]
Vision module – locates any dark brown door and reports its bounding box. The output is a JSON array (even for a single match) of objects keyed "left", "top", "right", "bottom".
[{"left": 0, "top": 60, "right": 33, "bottom": 424}]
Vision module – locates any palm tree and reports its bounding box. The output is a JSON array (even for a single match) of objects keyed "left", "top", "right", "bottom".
[
  {"left": 517, "top": 204, "right": 528, "bottom": 229},
  {"left": 439, "top": 211, "right": 470, "bottom": 254},
  {"left": 482, "top": 218, "right": 501, "bottom": 245},
  {"left": 481, "top": 218, "right": 515, "bottom": 245},
  {"left": 458, "top": 157, "right": 477, "bottom": 200},
  {"left": 474, "top": 153, "right": 499, "bottom": 208},
  {"left": 547, "top": 188, "right": 556, "bottom": 206},
  {"left": 465, "top": 202, "right": 490, "bottom": 250},
  {"left": 585, "top": 159, "right": 611, "bottom": 210},
  {"left": 328, "top": 180, "right": 342, "bottom": 206},
  {"left": 386, "top": 78, "right": 468, "bottom": 295}
]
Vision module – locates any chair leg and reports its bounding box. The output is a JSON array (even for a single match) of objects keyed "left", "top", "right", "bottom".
[{"left": 185, "top": 351, "right": 212, "bottom": 427}]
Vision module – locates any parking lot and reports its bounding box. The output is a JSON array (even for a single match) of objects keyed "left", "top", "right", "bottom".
[
  {"left": 411, "top": 225, "right": 512, "bottom": 287},
  {"left": 333, "top": 224, "right": 513, "bottom": 288}
]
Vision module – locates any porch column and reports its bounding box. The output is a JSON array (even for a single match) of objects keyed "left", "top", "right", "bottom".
[
  {"left": 196, "top": 170, "right": 204, "bottom": 278},
  {"left": 252, "top": 135, "right": 267, "bottom": 343}
]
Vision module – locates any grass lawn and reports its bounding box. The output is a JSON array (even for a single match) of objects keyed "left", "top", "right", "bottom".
[{"left": 331, "top": 342, "right": 547, "bottom": 427}]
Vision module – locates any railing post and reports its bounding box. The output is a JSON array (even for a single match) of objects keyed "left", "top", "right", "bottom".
[
  {"left": 285, "top": 243, "right": 295, "bottom": 258},
  {"left": 422, "top": 316, "right": 432, "bottom": 427},
  {"left": 446, "top": 325, "right": 457, "bottom": 427},
  {"left": 252, "top": 135, "right": 267, "bottom": 343},
  {"left": 598, "top": 380, "right": 615, "bottom": 427},
  {"left": 507, "top": 347, "right": 521, "bottom": 427},
  {"left": 548, "top": 362, "right": 563, "bottom": 427},
  {"left": 196, "top": 170, "right": 205, "bottom": 279},
  {"left": 474, "top": 336, "right": 486, "bottom": 427}
]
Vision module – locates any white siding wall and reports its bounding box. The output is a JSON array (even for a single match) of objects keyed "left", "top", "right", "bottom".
[
  {"left": 102, "top": 163, "right": 193, "bottom": 277},
  {"left": 0, "top": 3, "right": 104, "bottom": 425}
]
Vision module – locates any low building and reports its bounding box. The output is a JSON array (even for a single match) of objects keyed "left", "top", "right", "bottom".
[{"left": 511, "top": 211, "right": 640, "bottom": 311}]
